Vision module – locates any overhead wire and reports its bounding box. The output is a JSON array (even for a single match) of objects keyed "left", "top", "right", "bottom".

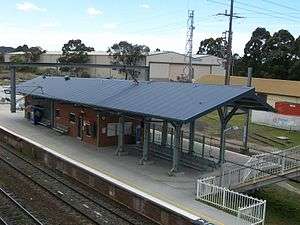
[
  {"left": 261, "top": 0, "right": 300, "bottom": 13},
  {"left": 235, "top": 0, "right": 300, "bottom": 21},
  {"left": 207, "top": 0, "right": 300, "bottom": 23}
]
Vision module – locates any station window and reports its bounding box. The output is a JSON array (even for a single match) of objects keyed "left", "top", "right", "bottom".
[
  {"left": 69, "top": 113, "right": 76, "bottom": 123},
  {"left": 55, "top": 109, "right": 60, "bottom": 117}
]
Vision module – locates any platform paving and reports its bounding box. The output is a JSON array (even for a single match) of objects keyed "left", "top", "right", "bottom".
[{"left": 0, "top": 105, "right": 251, "bottom": 225}]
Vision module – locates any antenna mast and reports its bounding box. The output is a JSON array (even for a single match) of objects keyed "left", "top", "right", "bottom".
[{"left": 182, "top": 10, "right": 195, "bottom": 82}]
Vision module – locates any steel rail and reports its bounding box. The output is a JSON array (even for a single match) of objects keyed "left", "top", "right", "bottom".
[
  {"left": 0, "top": 187, "right": 44, "bottom": 225},
  {"left": 0, "top": 216, "right": 9, "bottom": 225},
  {"left": 0, "top": 143, "right": 140, "bottom": 225},
  {"left": 0, "top": 154, "right": 106, "bottom": 225}
]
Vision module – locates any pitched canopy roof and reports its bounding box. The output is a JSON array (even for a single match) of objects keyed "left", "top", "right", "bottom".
[{"left": 17, "top": 76, "right": 274, "bottom": 123}]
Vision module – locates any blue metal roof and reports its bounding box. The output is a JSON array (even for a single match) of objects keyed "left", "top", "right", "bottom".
[{"left": 17, "top": 76, "right": 273, "bottom": 123}]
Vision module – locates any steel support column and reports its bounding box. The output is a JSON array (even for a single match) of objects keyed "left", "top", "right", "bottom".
[
  {"left": 161, "top": 120, "right": 168, "bottom": 147},
  {"left": 217, "top": 105, "right": 239, "bottom": 165},
  {"left": 96, "top": 114, "right": 100, "bottom": 148},
  {"left": 169, "top": 122, "right": 182, "bottom": 175},
  {"left": 188, "top": 120, "right": 195, "bottom": 154},
  {"left": 242, "top": 110, "right": 250, "bottom": 152},
  {"left": 219, "top": 117, "right": 226, "bottom": 164},
  {"left": 10, "top": 67, "right": 16, "bottom": 113},
  {"left": 140, "top": 119, "right": 150, "bottom": 164},
  {"left": 50, "top": 100, "right": 55, "bottom": 128},
  {"left": 116, "top": 115, "right": 125, "bottom": 155}
]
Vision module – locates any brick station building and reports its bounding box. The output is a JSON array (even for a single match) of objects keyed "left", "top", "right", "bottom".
[
  {"left": 25, "top": 95, "right": 140, "bottom": 147},
  {"left": 18, "top": 76, "right": 273, "bottom": 173}
]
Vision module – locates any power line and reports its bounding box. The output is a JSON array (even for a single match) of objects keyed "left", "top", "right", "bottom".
[
  {"left": 235, "top": 0, "right": 300, "bottom": 21},
  {"left": 261, "top": 0, "right": 300, "bottom": 13},
  {"left": 207, "top": 0, "right": 300, "bottom": 23}
]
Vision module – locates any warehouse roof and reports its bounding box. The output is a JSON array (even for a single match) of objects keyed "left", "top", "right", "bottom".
[
  {"left": 199, "top": 75, "right": 300, "bottom": 98},
  {"left": 17, "top": 76, "right": 273, "bottom": 123}
]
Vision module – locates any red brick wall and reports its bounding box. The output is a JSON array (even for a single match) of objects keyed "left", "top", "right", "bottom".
[
  {"left": 54, "top": 102, "right": 97, "bottom": 146},
  {"left": 25, "top": 96, "right": 141, "bottom": 148},
  {"left": 54, "top": 101, "right": 141, "bottom": 148}
]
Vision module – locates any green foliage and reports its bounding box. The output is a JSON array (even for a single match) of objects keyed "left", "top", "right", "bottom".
[
  {"left": 243, "top": 28, "right": 271, "bottom": 74},
  {"left": 197, "top": 37, "right": 226, "bottom": 58},
  {"left": 58, "top": 39, "right": 94, "bottom": 76},
  {"left": 252, "top": 185, "right": 300, "bottom": 225},
  {"left": 10, "top": 54, "right": 38, "bottom": 73},
  {"left": 10, "top": 55, "right": 25, "bottom": 64},
  {"left": 10, "top": 55, "right": 27, "bottom": 72},
  {"left": 14, "top": 44, "right": 45, "bottom": 63},
  {"left": 288, "top": 60, "right": 300, "bottom": 80},
  {"left": 294, "top": 36, "right": 300, "bottom": 57},
  {"left": 198, "top": 27, "right": 300, "bottom": 81},
  {"left": 108, "top": 41, "right": 150, "bottom": 80}
]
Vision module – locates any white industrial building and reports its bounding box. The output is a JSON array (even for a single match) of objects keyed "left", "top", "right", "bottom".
[
  {"left": 4, "top": 50, "right": 225, "bottom": 80},
  {"left": 146, "top": 51, "right": 225, "bottom": 81}
]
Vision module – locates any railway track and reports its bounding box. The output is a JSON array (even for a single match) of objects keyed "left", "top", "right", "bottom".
[
  {"left": 0, "top": 143, "right": 156, "bottom": 225},
  {"left": 0, "top": 187, "right": 43, "bottom": 225}
]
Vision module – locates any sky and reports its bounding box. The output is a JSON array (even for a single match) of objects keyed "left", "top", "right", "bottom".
[{"left": 0, "top": 0, "right": 299, "bottom": 55}]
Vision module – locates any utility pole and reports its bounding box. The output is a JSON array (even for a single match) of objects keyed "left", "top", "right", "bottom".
[
  {"left": 216, "top": 0, "right": 243, "bottom": 167},
  {"left": 216, "top": 0, "right": 243, "bottom": 85},
  {"left": 183, "top": 10, "right": 195, "bottom": 82},
  {"left": 226, "top": 0, "right": 234, "bottom": 85}
]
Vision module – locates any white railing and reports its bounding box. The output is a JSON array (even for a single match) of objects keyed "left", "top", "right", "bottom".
[
  {"left": 196, "top": 179, "right": 266, "bottom": 225},
  {"left": 206, "top": 146, "right": 300, "bottom": 189},
  {"left": 242, "top": 146, "right": 300, "bottom": 184}
]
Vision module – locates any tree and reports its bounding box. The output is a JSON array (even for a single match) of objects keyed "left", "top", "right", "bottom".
[
  {"left": 230, "top": 27, "right": 299, "bottom": 81},
  {"left": 107, "top": 41, "right": 150, "bottom": 80},
  {"left": 294, "top": 36, "right": 300, "bottom": 58},
  {"left": 289, "top": 36, "right": 300, "bottom": 80},
  {"left": 232, "top": 53, "right": 247, "bottom": 76},
  {"left": 14, "top": 45, "right": 45, "bottom": 63},
  {"left": 288, "top": 60, "right": 300, "bottom": 80},
  {"left": 263, "top": 29, "right": 295, "bottom": 79},
  {"left": 243, "top": 27, "right": 271, "bottom": 76},
  {"left": 10, "top": 54, "right": 27, "bottom": 72},
  {"left": 197, "top": 37, "right": 226, "bottom": 58},
  {"left": 58, "top": 39, "right": 94, "bottom": 76}
]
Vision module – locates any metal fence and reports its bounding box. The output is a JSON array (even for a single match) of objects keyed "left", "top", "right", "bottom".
[
  {"left": 242, "top": 146, "right": 300, "bottom": 183},
  {"left": 203, "top": 145, "right": 300, "bottom": 189},
  {"left": 196, "top": 178, "right": 266, "bottom": 225},
  {"left": 150, "top": 123, "right": 220, "bottom": 159}
]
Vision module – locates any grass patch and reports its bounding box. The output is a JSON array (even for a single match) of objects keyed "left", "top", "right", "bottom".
[
  {"left": 287, "top": 180, "right": 300, "bottom": 190},
  {"left": 252, "top": 185, "right": 300, "bottom": 225},
  {"left": 199, "top": 111, "right": 300, "bottom": 149}
]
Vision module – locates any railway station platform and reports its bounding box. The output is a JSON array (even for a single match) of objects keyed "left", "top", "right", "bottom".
[{"left": 0, "top": 105, "right": 250, "bottom": 225}]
